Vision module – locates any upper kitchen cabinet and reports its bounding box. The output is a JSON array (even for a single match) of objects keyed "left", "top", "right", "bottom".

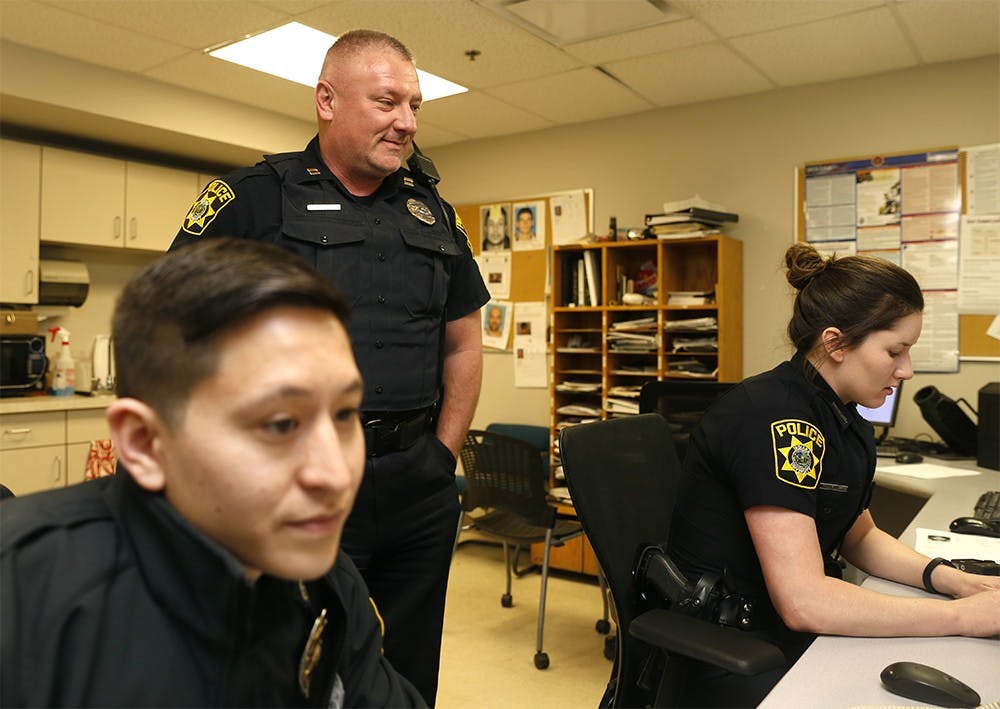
[
  {"left": 40, "top": 146, "right": 198, "bottom": 252},
  {"left": 0, "top": 139, "right": 41, "bottom": 304}
]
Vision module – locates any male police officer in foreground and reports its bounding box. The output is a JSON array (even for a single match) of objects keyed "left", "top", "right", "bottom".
[
  {"left": 1, "top": 239, "right": 423, "bottom": 707},
  {"left": 171, "top": 29, "right": 489, "bottom": 705}
]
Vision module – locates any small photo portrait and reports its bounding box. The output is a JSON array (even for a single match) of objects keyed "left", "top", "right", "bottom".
[
  {"left": 480, "top": 203, "right": 511, "bottom": 252},
  {"left": 512, "top": 200, "right": 546, "bottom": 251},
  {"left": 516, "top": 321, "right": 531, "bottom": 335},
  {"left": 484, "top": 302, "right": 507, "bottom": 337}
]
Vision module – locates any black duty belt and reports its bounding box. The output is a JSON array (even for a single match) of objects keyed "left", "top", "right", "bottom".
[{"left": 362, "top": 406, "right": 435, "bottom": 458}]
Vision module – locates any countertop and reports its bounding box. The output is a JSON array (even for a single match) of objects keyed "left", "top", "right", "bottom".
[{"left": 0, "top": 393, "right": 116, "bottom": 415}]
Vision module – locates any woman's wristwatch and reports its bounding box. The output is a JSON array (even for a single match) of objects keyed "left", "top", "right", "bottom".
[{"left": 922, "top": 557, "right": 956, "bottom": 595}]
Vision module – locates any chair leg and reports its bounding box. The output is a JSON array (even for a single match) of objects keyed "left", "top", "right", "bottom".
[
  {"left": 501, "top": 542, "right": 513, "bottom": 608},
  {"left": 534, "top": 529, "right": 552, "bottom": 670},
  {"left": 451, "top": 509, "right": 465, "bottom": 556}
]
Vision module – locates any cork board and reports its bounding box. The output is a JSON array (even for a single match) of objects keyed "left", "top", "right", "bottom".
[
  {"left": 456, "top": 190, "right": 593, "bottom": 303},
  {"left": 797, "top": 146, "right": 999, "bottom": 359}
]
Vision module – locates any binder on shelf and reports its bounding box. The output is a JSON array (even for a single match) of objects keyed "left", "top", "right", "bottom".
[{"left": 583, "top": 250, "right": 600, "bottom": 306}]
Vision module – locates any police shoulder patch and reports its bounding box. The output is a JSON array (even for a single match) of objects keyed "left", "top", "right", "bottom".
[
  {"left": 770, "top": 418, "right": 825, "bottom": 489},
  {"left": 453, "top": 208, "right": 473, "bottom": 253},
  {"left": 182, "top": 179, "right": 235, "bottom": 235}
]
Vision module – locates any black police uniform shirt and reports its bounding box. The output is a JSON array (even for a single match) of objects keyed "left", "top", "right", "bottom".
[
  {"left": 668, "top": 352, "right": 876, "bottom": 658},
  {"left": 0, "top": 472, "right": 426, "bottom": 708},
  {"left": 171, "top": 136, "right": 490, "bottom": 412}
]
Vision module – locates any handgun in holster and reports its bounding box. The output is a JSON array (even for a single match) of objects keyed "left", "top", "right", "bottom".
[{"left": 632, "top": 544, "right": 756, "bottom": 631}]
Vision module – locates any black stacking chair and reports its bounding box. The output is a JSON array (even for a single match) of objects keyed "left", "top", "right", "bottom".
[
  {"left": 458, "top": 428, "right": 584, "bottom": 669},
  {"left": 560, "top": 414, "right": 784, "bottom": 707}
]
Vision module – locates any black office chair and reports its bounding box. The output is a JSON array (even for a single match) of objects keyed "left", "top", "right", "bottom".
[
  {"left": 458, "top": 428, "right": 584, "bottom": 669},
  {"left": 560, "top": 414, "right": 784, "bottom": 707}
]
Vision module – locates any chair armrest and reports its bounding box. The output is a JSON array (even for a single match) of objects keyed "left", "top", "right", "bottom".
[{"left": 629, "top": 608, "right": 785, "bottom": 676}]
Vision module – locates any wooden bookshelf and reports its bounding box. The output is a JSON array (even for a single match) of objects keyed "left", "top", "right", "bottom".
[{"left": 540, "top": 236, "right": 743, "bottom": 574}]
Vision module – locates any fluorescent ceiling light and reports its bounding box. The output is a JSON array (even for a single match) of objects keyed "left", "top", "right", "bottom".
[{"left": 209, "top": 22, "right": 466, "bottom": 101}]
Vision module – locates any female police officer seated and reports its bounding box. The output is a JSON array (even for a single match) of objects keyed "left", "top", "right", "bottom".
[{"left": 667, "top": 242, "right": 1000, "bottom": 706}]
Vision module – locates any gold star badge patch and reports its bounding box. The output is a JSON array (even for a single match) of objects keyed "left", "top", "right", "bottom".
[
  {"left": 771, "top": 419, "right": 825, "bottom": 489},
  {"left": 182, "top": 179, "right": 235, "bottom": 235}
]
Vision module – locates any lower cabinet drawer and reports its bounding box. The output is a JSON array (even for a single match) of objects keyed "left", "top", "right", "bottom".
[
  {"left": 0, "top": 411, "right": 64, "bottom": 450},
  {"left": 0, "top": 445, "right": 65, "bottom": 495}
]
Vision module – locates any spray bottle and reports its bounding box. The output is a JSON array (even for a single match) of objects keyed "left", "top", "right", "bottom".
[{"left": 48, "top": 326, "right": 76, "bottom": 396}]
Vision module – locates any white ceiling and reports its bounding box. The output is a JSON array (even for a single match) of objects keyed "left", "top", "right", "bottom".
[{"left": 1, "top": 0, "right": 998, "bottom": 152}]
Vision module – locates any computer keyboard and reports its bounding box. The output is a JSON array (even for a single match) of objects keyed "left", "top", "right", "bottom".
[{"left": 974, "top": 490, "right": 1000, "bottom": 521}]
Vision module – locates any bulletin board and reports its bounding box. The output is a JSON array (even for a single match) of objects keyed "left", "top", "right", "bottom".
[
  {"left": 455, "top": 189, "right": 593, "bottom": 303},
  {"left": 796, "top": 145, "right": 1000, "bottom": 361}
]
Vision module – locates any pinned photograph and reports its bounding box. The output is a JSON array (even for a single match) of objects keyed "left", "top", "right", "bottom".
[
  {"left": 512, "top": 200, "right": 545, "bottom": 251},
  {"left": 480, "top": 203, "right": 511, "bottom": 252}
]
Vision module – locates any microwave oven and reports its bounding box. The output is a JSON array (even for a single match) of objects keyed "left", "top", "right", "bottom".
[{"left": 0, "top": 335, "right": 47, "bottom": 397}]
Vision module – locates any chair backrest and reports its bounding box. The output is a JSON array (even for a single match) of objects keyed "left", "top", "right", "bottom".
[
  {"left": 638, "top": 380, "right": 735, "bottom": 461},
  {"left": 559, "top": 414, "right": 684, "bottom": 707},
  {"left": 460, "top": 429, "right": 554, "bottom": 528},
  {"left": 485, "top": 422, "right": 550, "bottom": 481}
]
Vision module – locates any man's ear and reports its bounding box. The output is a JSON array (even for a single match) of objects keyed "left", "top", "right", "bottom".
[
  {"left": 821, "top": 327, "right": 846, "bottom": 362},
  {"left": 315, "top": 79, "right": 335, "bottom": 121},
  {"left": 106, "top": 398, "right": 170, "bottom": 492}
]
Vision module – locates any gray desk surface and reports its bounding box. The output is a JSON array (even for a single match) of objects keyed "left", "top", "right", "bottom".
[{"left": 760, "top": 458, "right": 1000, "bottom": 708}]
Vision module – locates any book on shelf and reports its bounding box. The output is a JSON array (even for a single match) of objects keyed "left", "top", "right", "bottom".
[
  {"left": 663, "top": 316, "right": 718, "bottom": 332},
  {"left": 605, "top": 397, "right": 640, "bottom": 415},
  {"left": 667, "top": 290, "right": 715, "bottom": 306},
  {"left": 610, "top": 316, "right": 657, "bottom": 331},
  {"left": 583, "top": 249, "right": 600, "bottom": 306},
  {"left": 649, "top": 195, "right": 739, "bottom": 226},
  {"left": 661, "top": 194, "right": 733, "bottom": 214}
]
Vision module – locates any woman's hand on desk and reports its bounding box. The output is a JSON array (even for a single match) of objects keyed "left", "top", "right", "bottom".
[
  {"left": 950, "top": 589, "right": 1000, "bottom": 637},
  {"left": 933, "top": 563, "right": 1000, "bottom": 598}
]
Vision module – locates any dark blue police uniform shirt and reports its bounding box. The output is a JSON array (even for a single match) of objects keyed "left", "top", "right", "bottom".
[
  {"left": 669, "top": 352, "right": 876, "bottom": 614},
  {"left": 171, "top": 136, "right": 489, "bottom": 412}
]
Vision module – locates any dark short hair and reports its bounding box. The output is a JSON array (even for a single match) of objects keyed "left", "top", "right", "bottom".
[
  {"left": 785, "top": 242, "right": 923, "bottom": 357},
  {"left": 113, "top": 238, "right": 349, "bottom": 426}
]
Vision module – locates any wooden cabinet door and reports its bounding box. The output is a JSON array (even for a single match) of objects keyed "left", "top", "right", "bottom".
[
  {"left": 0, "top": 446, "right": 65, "bottom": 494},
  {"left": 126, "top": 162, "right": 200, "bottom": 252},
  {"left": 0, "top": 139, "right": 41, "bottom": 304},
  {"left": 40, "top": 147, "right": 125, "bottom": 247}
]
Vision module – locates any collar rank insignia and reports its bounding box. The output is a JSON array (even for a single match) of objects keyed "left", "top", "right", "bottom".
[
  {"left": 771, "top": 419, "right": 825, "bottom": 489},
  {"left": 407, "top": 198, "right": 436, "bottom": 225},
  {"left": 306, "top": 167, "right": 321, "bottom": 175},
  {"left": 181, "top": 179, "right": 235, "bottom": 236},
  {"left": 403, "top": 176, "right": 415, "bottom": 188},
  {"left": 298, "top": 607, "right": 328, "bottom": 698}
]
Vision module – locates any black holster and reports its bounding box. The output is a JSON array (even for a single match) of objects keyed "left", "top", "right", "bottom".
[{"left": 633, "top": 544, "right": 756, "bottom": 631}]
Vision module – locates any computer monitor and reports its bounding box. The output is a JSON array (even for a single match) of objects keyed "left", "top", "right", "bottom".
[
  {"left": 638, "top": 380, "right": 736, "bottom": 460},
  {"left": 856, "top": 382, "right": 902, "bottom": 441}
]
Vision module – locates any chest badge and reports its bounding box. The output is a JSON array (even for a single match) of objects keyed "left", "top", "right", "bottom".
[
  {"left": 771, "top": 419, "right": 825, "bottom": 489},
  {"left": 298, "top": 607, "right": 328, "bottom": 698},
  {"left": 407, "top": 198, "right": 436, "bottom": 225}
]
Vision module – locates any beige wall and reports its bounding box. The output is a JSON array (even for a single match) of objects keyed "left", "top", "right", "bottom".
[
  {"left": 430, "top": 55, "right": 1000, "bottom": 436},
  {"left": 11, "top": 52, "right": 999, "bottom": 440}
]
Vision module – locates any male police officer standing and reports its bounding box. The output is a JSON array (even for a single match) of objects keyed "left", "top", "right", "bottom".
[{"left": 171, "top": 29, "right": 489, "bottom": 705}]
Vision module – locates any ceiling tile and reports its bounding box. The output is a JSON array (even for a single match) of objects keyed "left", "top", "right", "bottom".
[
  {"left": 486, "top": 67, "right": 654, "bottom": 124},
  {"left": 0, "top": 0, "right": 188, "bottom": 71},
  {"left": 673, "top": 0, "right": 883, "bottom": 38},
  {"left": 563, "top": 17, "right": 716, "bottom": 64},
  {"left": 894, "top": 0, "right": 1000, "bottom": 63},
  {"left": 605, "top": 42, "right": 773, "bottom": 107},
  {"left": 295, "top": 0, "right": 583, "bottom": 89},
  {"left": 730, "top": 6, "right": 918, "bottom": 86},
  {"left": 145, "top": 51, "right": 315, "bottom": 122},
  {"left": 417, "top": 91, "right": 554, "bottom": 140},
  {"left": 39, "top": 0, "right": 291, "bottom": 51}
]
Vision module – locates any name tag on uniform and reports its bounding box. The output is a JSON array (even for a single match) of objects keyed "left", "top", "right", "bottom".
[{"left": 307, "top": 204, "right": 342, "bottom": 211}]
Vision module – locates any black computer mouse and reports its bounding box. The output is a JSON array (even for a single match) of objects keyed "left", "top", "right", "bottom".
[
  {"left": 894, "top": 451, "right": 923, "bottom": 464},
  {"left": 880, "top": 661, "right": 980, "bottom": 708},
  {"left": 950, "top": 516, "right": 1000, "bottom": 538}
]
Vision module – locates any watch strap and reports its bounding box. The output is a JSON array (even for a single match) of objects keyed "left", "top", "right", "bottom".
[{"left": 922, "top": 556, "right": 956, "bottom": 595}]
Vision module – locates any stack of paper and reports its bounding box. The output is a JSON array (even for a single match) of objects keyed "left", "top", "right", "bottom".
[
  {"left": 667, "top": 290, "right": 715, "bottom": 306},
  {"left": 643, "top": 195, "right": 738, "bottom": 239}
]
